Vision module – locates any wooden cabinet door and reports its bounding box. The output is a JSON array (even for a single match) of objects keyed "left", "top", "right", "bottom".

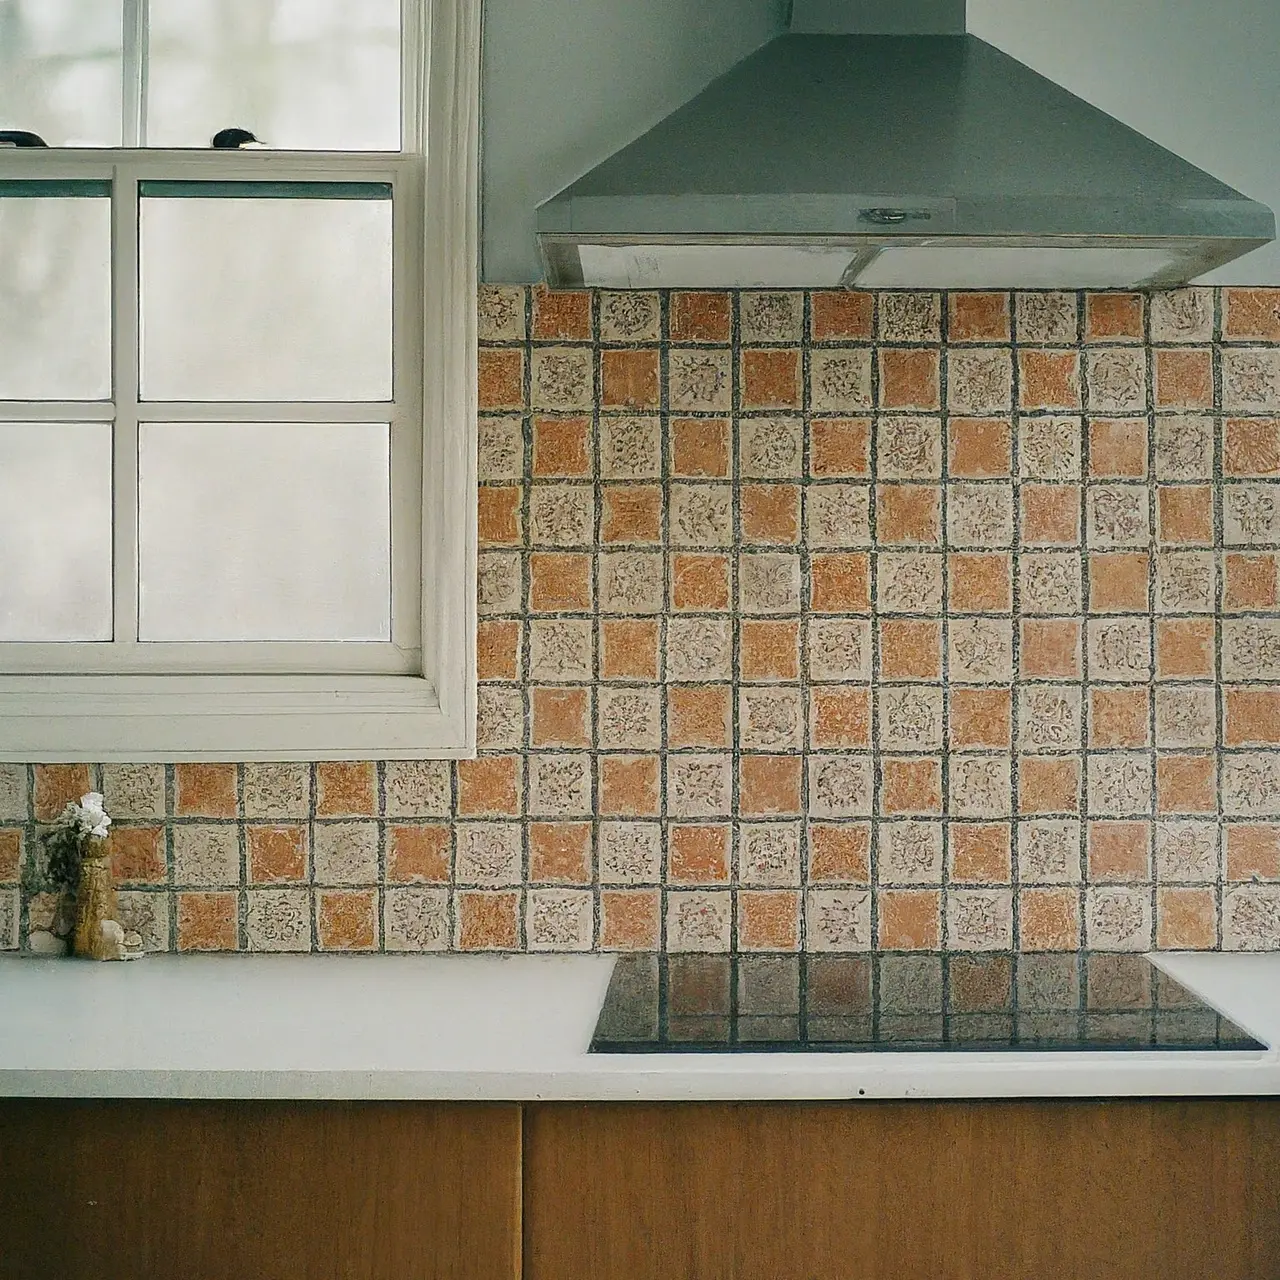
[
  {"left": 0, "top": 1101, "right": 520, "bottom": 1280},
  {"left": 523, "top": 1100, "right": 1280, "bottom": 1280}
]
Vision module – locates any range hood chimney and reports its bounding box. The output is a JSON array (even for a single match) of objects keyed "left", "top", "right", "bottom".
[{"left": 536, "top": 0, "right": 1274, "bottom": 289}]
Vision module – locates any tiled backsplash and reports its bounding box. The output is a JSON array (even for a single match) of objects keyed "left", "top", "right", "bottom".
[{"left": 5, "top": 285, "right": 1280, "bottom": 955}]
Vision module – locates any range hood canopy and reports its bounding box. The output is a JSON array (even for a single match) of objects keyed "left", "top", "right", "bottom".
[{"left": 537, "top": 0, "right": 1274, "bottom": 289}]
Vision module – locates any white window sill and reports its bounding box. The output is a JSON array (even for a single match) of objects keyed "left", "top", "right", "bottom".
[{"left": 0, "top": 674, "right": 475, "bottom": 761}]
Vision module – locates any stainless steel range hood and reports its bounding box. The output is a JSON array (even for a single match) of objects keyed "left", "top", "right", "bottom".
[{"left": 536, "top": 1, "right": 1274, "bottom": 289}]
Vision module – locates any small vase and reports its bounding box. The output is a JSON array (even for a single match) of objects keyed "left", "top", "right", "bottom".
[{"left": 73, "top": 837, "right": 120, "bottom": 961}]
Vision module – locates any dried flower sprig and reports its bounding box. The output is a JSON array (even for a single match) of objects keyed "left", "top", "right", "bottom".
[{"left": 40, "top": 791, "right": 112, "bottom": 891}]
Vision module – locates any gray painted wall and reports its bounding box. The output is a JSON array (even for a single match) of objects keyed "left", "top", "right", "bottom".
[
  {"left": 483, "top": 0, "right": 1280, "bottom": 284},
  {"left": 481, "top": 0, "right": 786, "bottom": 282},
  {"left": 970, "top": 0, "right": 1280, "bottom": 283}
]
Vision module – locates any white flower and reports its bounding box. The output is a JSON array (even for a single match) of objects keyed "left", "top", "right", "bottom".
[{"left": 56, "top": 792, "right": 112, "bottom": 841}]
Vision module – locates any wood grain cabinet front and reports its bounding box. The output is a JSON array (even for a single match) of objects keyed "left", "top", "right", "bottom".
[
  {"left": 0, "top": 1101, "right": 521, "bottom": 1280},
  {"left": 521, "top": 1100, "right": 1280, "bottom": 1280}
]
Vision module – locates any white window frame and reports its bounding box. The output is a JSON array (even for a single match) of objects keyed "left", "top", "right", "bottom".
[{"left": 0, "top": 0, "right": 479, "bottom": 761}]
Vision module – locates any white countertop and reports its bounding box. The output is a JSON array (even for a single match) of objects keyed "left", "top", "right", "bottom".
[{"left": 1, "top": 952, "right": 1278, "bottom": 1101}]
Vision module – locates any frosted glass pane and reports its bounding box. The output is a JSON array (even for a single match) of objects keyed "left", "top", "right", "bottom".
[
  {"left": 147, "top": 0, "right": 400, "bottom": 150},
  {"left": 0, "top": 1, "right": 123, "bottom": 146},
  {"left": 139, "top": 189, "right": 393, "bottom": 401},
  {"left": 137, "top": 422, "right": 391, "bottom": 641},
  {"left": 0, "top": 423, "right": 112, "bottom": 641},
  {"left": 0, "top": 190, "right": 112, "bottom": 399}
]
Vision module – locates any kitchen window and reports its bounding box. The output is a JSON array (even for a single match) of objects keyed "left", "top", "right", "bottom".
[{"left": 0, "top": 0, "right": 479, "bottom": 760}]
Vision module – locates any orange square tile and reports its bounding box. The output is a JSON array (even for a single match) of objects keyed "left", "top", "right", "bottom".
[
  {"left": 1018, "top": 888, "right": 1080, "bottom": 950},
  {"left": 1156, "top": 887, "right": 1216, "bottom": 949},
  {"left": 741, "top": 484, "right": 801, "bottom": 544},
  {"left": 1225, "top": 287, "right": 1280, "bottom": 341},
  {"left": 1018, "top": 351, "right": 1081, "bottom": 409},
  {"left": 529, "top": 552, "right": 591, "bottom": 611},
  {"left": 880, "top": 349, "right": 940, "bottom": 410},
  {"left": 1157, "top": 486, "right": 1213, "bottom": 544},
  {"left": 1088, "top": 418, "right": 1147, "bottom": 477},
  {"left": 808, "top": 824, "right": 871, "bottom": 881},
  {"left": 1156, "top": 619, "right": 1215, "bottom": 680},
  {"left": 1155, "top": 348, "right": 1213, "bottom": 409},
  {"left": 318, "top": 889, "right": 377, "bottom": 951},
  {"left": 876, "top": 484, "right": 941, "bottom": 544},
  {"left": 602, "top": 486, "right": 661, "bottom": 543},
  {"left": 740, "top": 619, "right": 800, "bottom": 680},
  {"left": 477, "top": 349, "right": 524, "bottom": 410},
  {"left": 601, "top": 349, "right": 660, "bottom": 409},
  {"left": 177, "top": 892, "right": 238, "bottom": 951},
  {"left": 457, "top": 891, "right": 519, "bottom": 950},
  {"left": 948, "top": 292, "right": 1010, "bottom": 342},
  {"left": 477, "top": 486, "right": 520, "bottom": 546},
  {"left": 533, "top": 415, "right": 589, "bottom": 477},
  {"left": 175, "top": 763, "right": 237, "bottom": 817},
  {"left": 1018, "top": 757, "right": 1080, "bottom": 814},
  {"left": 810, "top": 418, "right": 871, "bottom": 477},
  {"left": 532, "top": 687, "right": 590, "bottom": 747},
  {"left": 1021, "top": 484, "right": 1081, "bottom": 544},
  {"left": 457, "top": 756, "right": 519, "bottom": 816},
  {"left": 948, "top": 418, "right": 1011, "bottom": 477},
  {"left": 478, "top": 620, "right": 520, "bottom": 680},
  {"left": 601, "top": 619, "right": 659, "bottom": 680},
  {"left": 669, "top": 824, "right": 730, "bottom": 883},
  {"left": 1089, "top": 687, "right": 1150, "bottom": 749},
  {"left": 672, "top": 554, "right": 730, "bottom": 611},
  {"left": 529, "top": 822, "right": 592, "bottom": 883},
  {"left": 599, "top": 756, "right": 660, "bottom": 816},
  {"left": 879, "top": 619, "right": 942, "bottom": 680},
  {"left": 739, "top": 891, "right": 800, "bottom": 950},
  {"left": 0, "top": 829, "right": 21, "bottom": 882},
  {"left": 882, "top": 758, "right": 943, "bottom": 815},
  {"left": 33, "top": 763, "right": 90, "bottom": 821},
  {"left": 951, "top": 823, "right": 1012, "bottom": 882},
  {"left": 1224, "top": 419, "right": 1280, "bottom": 477},
  {"left": 110, "top": 826, "right": 165, "bottom": 884},
  {"left": 600, "top": 889, "right": 660, "bottom": 949},
  {"left": 1156, "top": 755, "right": 1216, "bottom": 814},
  {"left": 739, "top": 756, "right": 802, "bottom": 815},
  {"left": 1086, "top": 293, "right": 1143, "bottom": 341},
  {"left": 1088, "top": 553, "right": 1150, "bottom": 612},
  {"left": 1225, "top": 688, "right": 1280, "bottom": 746},
  {"left": 532, "top": 286, "right": 591, "bottom": 340},
  {"left": 1225, "top": 554, "right": 1279, "bottom": 610},
  {"left": 671, "top": 291, "right": 731, "bottom": 342},
  {"left": 315, "top": 761, "right": 375, "bottom": 817},
  {"left": 248, "top": 825, "right": 308, "bottom": 883},
  {"left": 386, "top": 825, "right": 449, "bottom": 883},
  {"left": 741, "top": 349, "right": 801, "bottom": 408},
  {"left": 811, "top": 290, "right": 873, "bottom": 340},
  {"left": 810, "top": 553, "right": 870, "bottom": 612},
  {"left": 950, "top": 688, "right": 1012, "bottom": 750},
  {"left": 671, "top": 417, "right": 730, "bottom": 477},
  {"left": 668, "top": 686, "right": 732, "bottom": 747},
  {"left": 1227, "top": 825, "right": 1280, "bottom": 880},
  {"left": 1020, "top": 620, "right": 1081, "bottom": 678},
  {"left": 1087, "top": 821, "right": 1150, "bottom": 880},
  {"left": 879, "top": 889, "right": 941, "bottom": 949},
  {"left": 949, "top": 552, "right": 1012, "bottom": 613},
  {"left": 811, "top": 687, "right": 871, "bottom": 748}
]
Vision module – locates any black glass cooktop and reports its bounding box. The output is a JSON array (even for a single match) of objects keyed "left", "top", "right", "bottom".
[{"left": 590, "top": 953, "right": 1267, "bottom": 1054}]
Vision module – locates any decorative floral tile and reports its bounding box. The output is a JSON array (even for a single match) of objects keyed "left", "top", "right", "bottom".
[{"left": 10, "top": 287, "right": 1280, "bottom": 954}]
